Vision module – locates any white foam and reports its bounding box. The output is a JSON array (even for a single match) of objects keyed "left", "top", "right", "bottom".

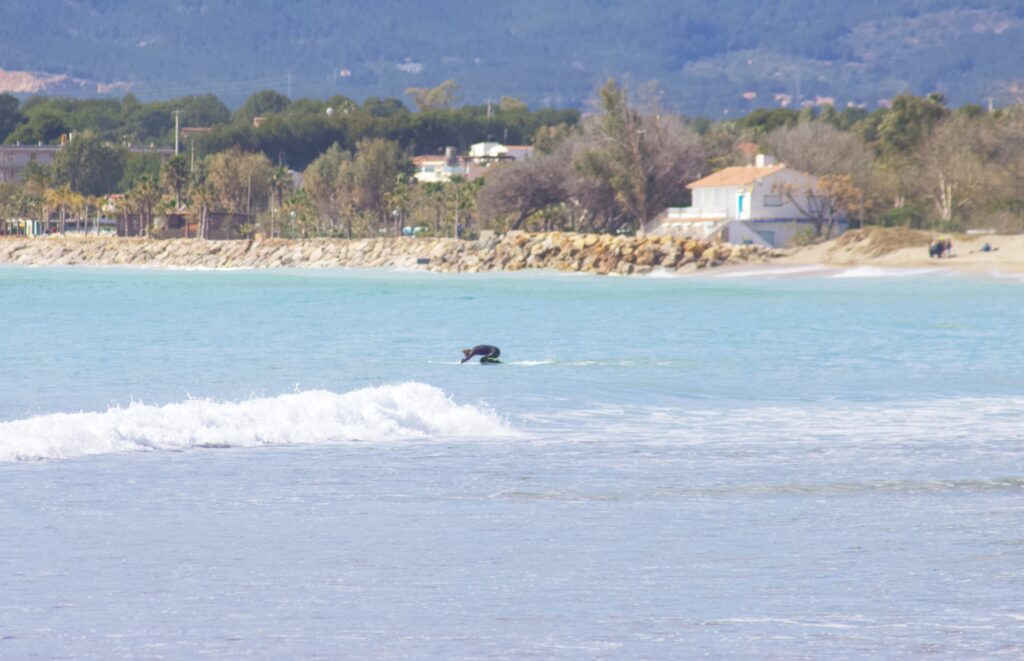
[
  {"left": 644, "top": 267, "right": 685, "bottom": 279},
  {"left": 0, "top": 382, "right": 513, "bottom": 462},
  {"left": 708, "top": 264, "right": 833, "bottom": 279},
  {"left": 830, "top": 266, "right": 948, "bottom": 279}
]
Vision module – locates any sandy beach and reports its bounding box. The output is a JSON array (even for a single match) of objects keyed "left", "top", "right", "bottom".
[{"left": 777, "top": 228, "right": 1024, "bottom": 275}]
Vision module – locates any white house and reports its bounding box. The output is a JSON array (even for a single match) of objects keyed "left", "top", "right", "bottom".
[
  {"left": 414, "top": 142, "right": 534, "bottom": 184},
  {"left": 413, "top": 147, "right": 468, "bottom": 183},
  {"left": 468, "top": 142, "right": 533, "bottom": 163},
  {"left": 645, "top": 154, "right": 846, "bottom": 248}
]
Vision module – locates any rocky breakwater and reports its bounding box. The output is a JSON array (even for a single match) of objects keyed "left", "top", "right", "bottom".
[{"left": 0, "top": 232, "right": 777, "bottom": 274}]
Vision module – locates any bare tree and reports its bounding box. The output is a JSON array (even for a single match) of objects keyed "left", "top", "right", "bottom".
[
  {"left": 991, "top": 111, "right": 1024, "bottom": 222},
  {"left": 765, "top": 121, "right": 871, "bottom": 181},
  {"left": 477, "top": 155, "right": 568, "bottom": 230},
  {"left": 774, "top": 174, "right": 863, "bottom": 239},
  {"left": 766, "top": 121, "right": 872, "bottom": 235},
  {"left": 915, "top": 115, "right": 993, "bottom": 226}
]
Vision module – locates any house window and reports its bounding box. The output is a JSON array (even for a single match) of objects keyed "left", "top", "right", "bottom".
[{"left": 764, "top": 193, "right": 783, "bottom": 207}]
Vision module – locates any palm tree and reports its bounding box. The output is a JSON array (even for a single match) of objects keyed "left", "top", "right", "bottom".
[
  {"left": 43, "top": 187, "right": 61, "bottom": 235},
  {"left": 160, "top": 155, "right": 189, "bottom": 210},
  {"left": 282, "top": 190, "right": 316, "bottom": 238},
  {"left": 422, "top": 182, "right": 446, "bottom": 236},
  {"left": 129, "top": 175, "right": 160, "bottom": 237},
  {"left": 268, "top": 166, "right": 291, "bottom": 238},
  {"left": 69, "top": 191, "right": 86, "bottom": 234},
  {"left": 45, "top": 185, "right": 74, "bottom": 235},
  {"left": 87, "top": 195, "right": 102, "bottom": 235},
  {"left": 387, "top": 176, "right": 413, "bottom": 237},
  {"left": 189, "top": 181, "right": 215, "bottom": 240}
]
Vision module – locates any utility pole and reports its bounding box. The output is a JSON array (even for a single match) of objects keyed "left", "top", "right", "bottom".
[{"left": 174, "top": 109, "right": 180, "bottom": 156}]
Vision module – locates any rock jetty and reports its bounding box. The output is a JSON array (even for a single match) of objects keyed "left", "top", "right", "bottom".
[{"left": 0, "top": 232, "right": 777, "bottom": 274}]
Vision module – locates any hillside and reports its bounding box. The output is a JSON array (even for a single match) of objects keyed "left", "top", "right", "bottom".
[{"left": 2, "top": 1, "right": 1024, "bottom": 114}]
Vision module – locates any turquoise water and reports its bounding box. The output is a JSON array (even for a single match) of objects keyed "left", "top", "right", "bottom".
[{"left": 1, "top": 265, "right": 1023, "bottom": 657}]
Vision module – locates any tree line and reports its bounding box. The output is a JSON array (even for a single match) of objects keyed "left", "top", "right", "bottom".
[
  {"left": 3, "top": 81, "right": 1024, "bottom": 238},
  {"left": 478, "top": 85, "right": 1024, "bottom": 236}
]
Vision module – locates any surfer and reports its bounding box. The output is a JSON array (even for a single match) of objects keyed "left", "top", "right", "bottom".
[{"left": 461, "top": 344, "right": 501, "bottom": 364}]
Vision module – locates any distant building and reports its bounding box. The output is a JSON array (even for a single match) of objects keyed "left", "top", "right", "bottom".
[
  {"left": 645, "top": 154, "right": 846, "bottom": 248},
  {"left": 413, "top": 142, "right": 534, "bottom": 184},
  {"left": 413, "top": 147, "right": 468, "bottom": 183},
  {"left": 0, "top": 143, "right": 174, "bottom": 184},
  {"left": 0, "top": 144, "right": 59, "bottom": 183},
  {"left": 467, "top": 142, "right": 533, "bottom": 163}
]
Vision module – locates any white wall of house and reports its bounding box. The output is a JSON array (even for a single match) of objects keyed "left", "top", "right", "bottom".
[
  {"left": 414, "top": 161, "right": 467, "bottom": 183},
  {"left": 723, "top": 218, "right": 848, "bottom": 248},
  {"left": 747, "top": 170, "right": 817, "bottom": 221},
  {"left": 469, "top": 142, "right": 506, "bottom": 159},
  {"left": 721, "top": 221, "right": 770, "bottom": 246},
  {"left": 468, "top": 142, "right": 533, "bottom": 162},
  {"left": 691, "top": 186, "right": 733, "bottom": 218},
  {"left": 691, "top": 170, "right": 817, "bottom": 222}
]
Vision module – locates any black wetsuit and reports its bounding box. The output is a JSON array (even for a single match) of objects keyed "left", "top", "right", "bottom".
[{"left": 462, "top": 344, "right": 501, "bottom": 363}]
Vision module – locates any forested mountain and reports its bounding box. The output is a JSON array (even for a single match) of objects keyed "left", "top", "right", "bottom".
[{"left": 2, "top": 1, "right": 1024, "bottom": 115}]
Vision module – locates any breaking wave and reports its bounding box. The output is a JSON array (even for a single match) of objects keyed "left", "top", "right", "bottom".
[{"left": 0, "top": 382, "right": 512, "bottom": 462}]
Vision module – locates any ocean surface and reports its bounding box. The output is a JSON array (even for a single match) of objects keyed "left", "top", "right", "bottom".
[{"left": 1, "top": 264, "right": 1022, "bottom": 658}]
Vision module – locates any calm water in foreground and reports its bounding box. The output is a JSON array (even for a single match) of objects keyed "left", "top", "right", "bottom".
[{"left": 1, "top": 264, "right": 1023, "bottom": 658}]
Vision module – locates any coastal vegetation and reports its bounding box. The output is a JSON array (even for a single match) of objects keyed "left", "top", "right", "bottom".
[{"left": 3, "top": 81, "right": 1024, "bottom": 239}]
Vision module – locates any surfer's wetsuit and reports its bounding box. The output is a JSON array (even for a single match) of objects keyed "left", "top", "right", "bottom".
[{"left": 461, "top": 344, "right": 501, "bottom": 363}]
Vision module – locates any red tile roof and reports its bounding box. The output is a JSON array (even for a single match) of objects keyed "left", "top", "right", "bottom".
[{"left": 687, "top": 164, "right": 786, "bottom": 188}]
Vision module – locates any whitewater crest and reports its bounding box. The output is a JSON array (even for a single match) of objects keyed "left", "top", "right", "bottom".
[{"left": 0, "top": 382, "right": 512, "bottom": 462}]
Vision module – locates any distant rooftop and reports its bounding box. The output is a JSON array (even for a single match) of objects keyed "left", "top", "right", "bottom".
[{"left": 687, "top": 164, "right": 786, "bottom": 189}]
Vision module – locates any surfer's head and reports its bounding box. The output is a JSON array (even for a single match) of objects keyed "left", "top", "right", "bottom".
[{"left": 462, "top": 348, "right": 472, "bottom": 358}]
